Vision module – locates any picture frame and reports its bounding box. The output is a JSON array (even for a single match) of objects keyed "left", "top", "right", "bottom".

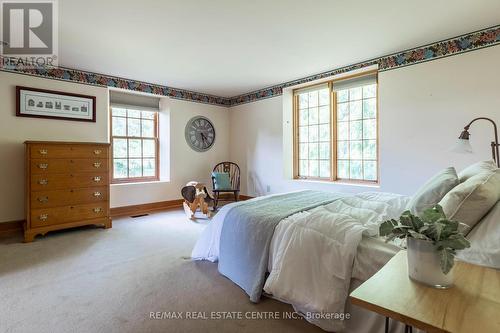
[{"left": 16, "top": 86, "right": 96, "bottom": 122}]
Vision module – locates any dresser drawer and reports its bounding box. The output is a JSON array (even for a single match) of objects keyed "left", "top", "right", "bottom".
[
  {"left": 30, "top": 158, "right": 108, "bottom": 174},
  {"left": 30, "top": 144, "right": 109, "bottom": 159},
  {"left": 31, "top": 173, "right": 109, "bottom": 191},
  {"left": 31, "top": 202, "right": 109, "bottom": 228},
  {"left": 31, "top": 186, "right": 108, "bottom": 209}
]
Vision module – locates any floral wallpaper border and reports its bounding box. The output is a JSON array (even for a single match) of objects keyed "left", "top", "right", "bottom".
[
  {"left": 1, "top": 25, "right": 498, "bottom": 107},
  {"left": 229, "top": 25, "right": 500, "bottom": 106}
]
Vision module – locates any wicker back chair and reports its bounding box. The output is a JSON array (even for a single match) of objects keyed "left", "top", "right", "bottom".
[{"left": 212, "top": 162, "right": 240, "bottom": 210}]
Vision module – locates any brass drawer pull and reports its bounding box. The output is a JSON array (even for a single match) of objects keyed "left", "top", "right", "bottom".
[
  {"left": 39, "top": 149, "right": 48, "bottom": 155},
  {"left": 93, "top": 176, "right": 102, "bottom": 182},
  {"left": 37, "top": 196, "right": 49, "bottom": 203},
  {"left": 38, "top": 179, "right": 48, "bottom": 185},
  {"left": 93, "top": 162, "right": 102, "bottom": 168},
  {"left": 93, "top": 207, "right": 103, "bottom": 213},
  {"left": 93, "top": 191, "right": 102, "bottom": 197},
  {"left": 38, "top": 163, "right": 48, "bottom": 169},
  {"left": 94, "top": 149, "right": 102, "bottom": 155},
  {"left": 38, "top": 214, "right": 48, "bottom": 221}
]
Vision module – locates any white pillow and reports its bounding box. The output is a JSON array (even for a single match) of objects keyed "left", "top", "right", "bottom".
[
  {"left": 456, "top": 201, "right": 500, "bottom": 269},
  {"left": 439, "top": 170, "right": 500, "bottom": 234},
  {"left": 407, "top": 167, "right": 459, "bottom": 216},
  {"left": 458, "top": 160, "right": 497, "bottom": 182}
]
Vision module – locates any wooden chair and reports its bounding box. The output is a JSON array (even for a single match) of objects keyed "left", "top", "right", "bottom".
[{"left": 212, "top": 162, "right": 240, "bottom": 210}]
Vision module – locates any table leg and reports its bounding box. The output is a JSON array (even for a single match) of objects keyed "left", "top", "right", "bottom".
[{"left": 385, "top": 317, "right": 389, "bottom": 333}]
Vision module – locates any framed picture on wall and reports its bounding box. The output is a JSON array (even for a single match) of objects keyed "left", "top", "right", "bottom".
[{"left": 16, "top": 86, "right": 96, "bottom": 122}]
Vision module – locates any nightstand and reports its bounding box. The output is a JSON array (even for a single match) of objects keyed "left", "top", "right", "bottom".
[{"left": 349, "top": 250, "right": 500, "bottom": 333}]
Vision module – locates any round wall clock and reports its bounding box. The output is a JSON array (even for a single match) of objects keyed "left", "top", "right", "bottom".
[{"left": 185, "top": 116, "right": 216, "bottom": 152}]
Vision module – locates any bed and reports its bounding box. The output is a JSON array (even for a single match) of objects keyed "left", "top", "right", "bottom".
[{"left": 192, "top": 179, "right": 500, "bottom": 332}]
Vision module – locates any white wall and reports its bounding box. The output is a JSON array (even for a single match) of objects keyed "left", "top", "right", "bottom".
[
  {"left": 229, "top": 46, "right": 500, "bottom": 197},
  {"left": 0, "top": 71, "right": 110, "bottom": 222},
  {"left": 110, "top": 98, "right": 230, "bottom": 207},
  {"left": 0, "top": 72, "right": 230, "bottom": 222}
]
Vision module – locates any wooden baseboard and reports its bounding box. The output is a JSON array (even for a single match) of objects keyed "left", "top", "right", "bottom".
[
  {"left": 110, "top": 199, "right": 184, "bottom": 218},
  {"left": 0, "top": 220, "right": 24, "bottom": 237}
]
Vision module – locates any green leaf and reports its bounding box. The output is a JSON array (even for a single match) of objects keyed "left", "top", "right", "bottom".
[
  {"left": 379, "top": 220, "right": 395, "bottom": 236},
  {"left": 421, "top": 205, "right": 446, "bottom": 223},
  {"left": 436, "top": 235, "right": 470, "bottom": 250},
  {"left": 439, "top": 248, "right": 455, "bottom": 274}
]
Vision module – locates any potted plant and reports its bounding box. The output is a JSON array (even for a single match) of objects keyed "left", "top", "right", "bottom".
[{"left": 379, "top": 205, "right": 470, "bottom": 288}]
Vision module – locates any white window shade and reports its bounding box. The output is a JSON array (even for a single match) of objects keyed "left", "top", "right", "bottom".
[
  {"left": 332, "top": 74, "right": 377, "bottom": 91},
  {"left": 294, "top": 83, "right": 329, "bottom": 95},
  {"left": 110, "top": 91, "right": 160, "bottom": 111}
]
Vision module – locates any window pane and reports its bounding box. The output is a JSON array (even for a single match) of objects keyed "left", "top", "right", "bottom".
[
  {"left": 112, "top": 117, "right": 126, "bottom": 136},
  {"left": 143, "top": 139, "right": 156, "bottom": 158},
  {"left": 309, "top": 91, "right": 318, "bottom": 107},
  {"left": 129, "top": 139, "right": 142, "bottom": 158},
  {"left": 319, "top": 89, "right": 329, "bottom": 106},
  {"left": 319, "top": 106, "right": 330, "bottom": 124},
  {"left": 308, "top": 107, "right": 319, "bottom": 125},
  {"left": 299, "top": 143, "right": 308, "bottom": 160},
  {"left": 363, "top": 98, "right": 376, "bottom": 119},
  {"left": 113, "top": 138, "right": 127, "bottom": 158},
  {"left": 299, "top": 108, "right": 308, "bottom": 126},
  {"left": 143, "top": 159, "right": 156, "bottom": 177},
  {"left": 308, "top": 126, "right": 319, "bottom": 142},
  {"left": 363, "top": 119, "right": 377, "bottom": 139},
  {"left": 299, "top": 94, "right": 308, "bottom": 109},
  {"left": 338, "top": 122, "right": 349, "bottom": 140},
  {"left": 142, "top": 119, "right": 155, "bottom": 138},
  {"left": 350, "top": 101, "right": 362, "bottom": 120},
  {"left": 364, "top": 161, "right": 377, "bottom": 181},
  {"left": 319, "top": 142, "right": 330, "bottom": 159},
  {"left": 127, "top": 109, "right": 141, "bottom": 118},
  {"left": 363, "top": 84, "right": 377, "bottom": 98},
  {"left": 363, "top": 140, "right": 377, "bottom": 159},
  {"left": 299, "top": 159, "right": 308, "bottom": 176},
  {"left": 349, "top": 87, "right": 362, "bottom": 100},
  {"left": 113, "top": 159, "right": 128, "bottom": 178},
  {"left": 337, "top": 141, "right": 349, "bottom": 159},
  {"left": 309, "top": 160, "right": 319, "bottom": 177},
  {"left": 319, "top": 124, "right": 330, "bottom": 141},
  {"left": 337, "top": 102, "right": 349, "bottom": 121},
  {"left": 129, "top": 159, "right": 142, "bottom": 177},
  {"left": 127, "top": 118, "right": 141, "bottom": 137},
  {"left": 338, "top": 160, "right": 349, "bottom": 178},
  {"left": 299, "top": 127, "right": 308, "bottom": 143},
  {"left": 309, "top": 143, "right": 319, "bottom": 159},
  {"left": 337, "top": 89, "right": 349, "bottom": 103},
  {"left": 142, "top": 111, "right": 155, "bottom": 119},
  {"left": 350, "top": 160, "right": 363, "bottom": 179},
  {"left": 350, "top": 120, "right": 362, "bottom": 140},
  {"left": 320, "top": 160, "right": 330, "bottom": 178},
  {"left": 112, "top": 108, "right": 126, "bottom": 116},
  {"left": 350, "top": 140, "right": 362, "bottom": 159}
]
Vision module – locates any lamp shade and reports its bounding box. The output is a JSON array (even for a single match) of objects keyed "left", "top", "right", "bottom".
[{"left": 450, "top": 138, "right": 474, "bottom": 154}]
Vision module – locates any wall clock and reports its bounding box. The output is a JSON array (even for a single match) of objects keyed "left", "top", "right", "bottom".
[{"left": 185, "top": 116, "right": 216, "bottom": 152}]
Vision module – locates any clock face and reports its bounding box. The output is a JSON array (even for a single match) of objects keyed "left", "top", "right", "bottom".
[{"left": 185, "top": 116, "right": 216, "bottom": 152}]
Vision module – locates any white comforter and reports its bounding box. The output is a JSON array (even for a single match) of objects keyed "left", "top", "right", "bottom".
[{"left": 192, "top": 191, "right": 409, "bottom": 332}]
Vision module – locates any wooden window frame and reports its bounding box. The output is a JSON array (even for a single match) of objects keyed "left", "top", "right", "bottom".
[
  {"left": 293, "top": 70, "right": 379, "bottom": 184},
  {"left": 110, "top": 107, "right": 160, "bottom": 184}
]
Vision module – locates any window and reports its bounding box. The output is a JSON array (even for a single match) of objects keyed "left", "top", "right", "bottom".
[
  {"left": 111, "top": 107, "right": 159, "bottom": 183},
  {"left": 293, "top": 72, "right": 378, "bottom": 183}
]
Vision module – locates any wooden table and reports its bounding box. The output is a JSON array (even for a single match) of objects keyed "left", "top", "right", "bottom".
[{"left": 349, "top": 251, "right": 500, "bottom": 333}]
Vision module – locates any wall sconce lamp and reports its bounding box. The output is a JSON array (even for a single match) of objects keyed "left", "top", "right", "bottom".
[{"left": 451, "top": 117, "right": 499, "bottom": 167}]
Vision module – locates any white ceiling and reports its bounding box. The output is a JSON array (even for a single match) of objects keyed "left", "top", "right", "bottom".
[{"left": 59, "top": 0, "right": 500, "bottom": 97}]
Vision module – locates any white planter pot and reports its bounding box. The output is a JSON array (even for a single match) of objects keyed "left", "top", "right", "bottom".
[{"left": 407, "top": 237, "right": 453, "bottom": 289}]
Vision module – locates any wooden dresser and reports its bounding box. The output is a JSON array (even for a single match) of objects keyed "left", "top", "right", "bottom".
[{"left": 24, "top": 141, "right": 112, "bottom": 242}]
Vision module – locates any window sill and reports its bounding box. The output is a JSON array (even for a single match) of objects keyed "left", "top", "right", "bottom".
[
  {"left": 111, "top": 180, "right": 170, "bottom": 186},
  {"left": 292, "top": 178, "right": 380, "bottom": 188}
]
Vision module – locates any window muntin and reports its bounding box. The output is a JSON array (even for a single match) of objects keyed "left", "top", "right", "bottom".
[
  {"left": 293, "top": 73, "right": 378, "bottom": 183},
  {"left": 111, "top": 107, "right": 159, "bottom": 183},
  {"left": 297, "top": 86, "right": 331, "bottom": 179}
]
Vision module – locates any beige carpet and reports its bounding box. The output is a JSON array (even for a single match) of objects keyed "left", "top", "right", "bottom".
[{"left": 0, "top": 209, "right": 324, "bottom": 333}]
